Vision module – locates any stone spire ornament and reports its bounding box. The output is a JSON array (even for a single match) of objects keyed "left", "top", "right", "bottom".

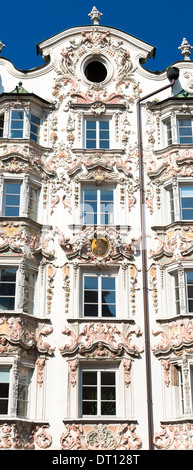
[
  {"left": 178, "top": 38, "right": 193, "bottom": 61},
  {"left": 88, "top": 6, "right": 103, "bottom": 25}
]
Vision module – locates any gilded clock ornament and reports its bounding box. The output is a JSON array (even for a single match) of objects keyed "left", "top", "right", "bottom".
[{"left": 91, "top": 237, "right": 109, "bottom": 258}]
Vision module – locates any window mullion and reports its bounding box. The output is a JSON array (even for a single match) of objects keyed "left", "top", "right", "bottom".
[
  {"left": 97, "top": 189, "right": 100, "bottom": 225},
  {"left": 96, "top": 120, "right": 99, "bottom": 149},
  {"left": 98, "top": 275, "right": 101, "bottom": 318},
  {"left": 98, "top": 371, "right": 101, "bottom": 416}
]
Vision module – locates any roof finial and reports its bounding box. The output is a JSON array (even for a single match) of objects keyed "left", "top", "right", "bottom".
[
  {"left": 0, "top": 40, "right": 5, "bottom": 54},
  {"left": 88, "top": 6, "right": 103, "bottom": 25},
  {"left": 178, "top": 37, "right": 193, "bottom": 61}
]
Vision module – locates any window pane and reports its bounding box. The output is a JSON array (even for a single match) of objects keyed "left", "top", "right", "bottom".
[
  {"left": 0, "top": 366, "right": 10, "bottom": 415},
  {"left": 86, "top": 121, "right": 96, "bottom": 130},
  {"left": 84, "top": 277, "right": 98, "bottom": 289},
  {"left": 84, "top": 304, "right": 98, "bottom": 317},
  {"left": 84, "top": 290, "right": 98, "bottom": 303},
  {"left": 99, "top": 121, "right": 109, "bottom": 129},
  {"left": 187, "top": 272, "right": 193, "bottom": 283},
  {"left": 101, "top": 372, "right": 115, "bottom": 385},
  {"left": 10, "top": 111, "right": 24, "bottom": 139},
  {"left": 101, "top": 372, "right": 116, "bottom": 415},
  {"left": 4, "top": 182, "right": 21, "bottom": 217},
  {"left": 82, "top": 401, "right": 97, "bottom": 415},
  {"left": 0, "top": 268, "right": 16, "bottom": 310},
  {"left": 83, "top": 372, "right": 97, "bottom": 385},
  {"left": 84, "top": 276, "right": 98, "bottom": 316},
  {"left": 0, "top": 114, "right": 4, "bottom": 137},
  {"left": 178, "top": 119, "right": 193, "bottom": 143}
]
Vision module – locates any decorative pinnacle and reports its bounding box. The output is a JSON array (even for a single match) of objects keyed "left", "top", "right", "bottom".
[
  {"left": 178, "top": 37, "right": 193, "bottom": 61},
  {"left": 0, "top": 40, "right": 5, "bottom": 54},
  {"left": 88, "top": 6, "right": 103, "bottom": 25}
]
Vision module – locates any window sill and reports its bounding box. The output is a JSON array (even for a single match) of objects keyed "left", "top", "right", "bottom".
[
  {"left": 153, "top": 142, "right": 193, "bottom": 156},
  {"left": 72, "top": 148, "right": 125, "bottom": 155},
  {"left": 152, "top": 220, "right": 193, "bottom": 232},
  {"left": 0, "top": 416, "right": 49, "bottom": 424},
  {"left": 155, "top": 313, "right": 193, "bottom": 323},
  {"left": 161, "top": 416, "right": 193, "bottom": 425},
  {"left": 67, "top": 317, "right": 135, "bottom": 324},
  {"left": 0, "top": 215, "right": 43, "bottom": 228},
  {"left": 62, "top": 417, "right": 137, "bottom": 424},
  {"left": 0, "top": 136, "right": 51, "bottom": 151},
  {"left": 0, "top": 310, "right": 50, "bottom": 322}
]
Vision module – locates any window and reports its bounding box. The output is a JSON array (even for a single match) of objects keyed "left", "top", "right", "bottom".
[
  {"left": 10, "top": 110, "right": 24, "bottom": 138},
  {"left": 17, "top": 367, "right": 31, "bottom": 418},
  {"left": 0, "top": 366, "right": 11, "bottom": 414},
  {"left": 24, "top": 272, "right": 37, "bottom": 316},
  {"left": 0, "top": 114, "right": 4, "bottom": 137},
  {"left": 82, "top": 188, "right": 114, "bottom": 225},
  {"left": 171, "top": 364, "right": 185, "bottom": 416},
  {"left": 178, "top": 118, "right": 193, "bottom": 144},
  {"left": 180, "top": 186, "right": 193, "bottom": 220},
  {"left": 165, "top": 119, "right": 172, "bottom": 145},
  {"left": 165, "top": 117, "right": 193, "bottom": 146},
  {"left": 85, "top": 119, "right": 110, "bottom": 149},
  {"left": 30, "top": 115, "right": 40, "bottom": 143},
  {"left": 0, "top": 268, "right": 16, "bottom": 310},
  {"left": 28, "top": 186, "right": 39, "bottom": 221},
  {"left": 166, "top": 183, "right": 193, "bottom": 222},
  {"left": 172, "top": 270, "right": 193, "bottom": 315},
  {"left": 4, "top": 182, "right": 21, "bottom": 216},
  {"left": 81, "top": 370, "right": 116, "bottom": 416},
  {"left": 83, "top": 274, "right": 116, "bottom": 318}
]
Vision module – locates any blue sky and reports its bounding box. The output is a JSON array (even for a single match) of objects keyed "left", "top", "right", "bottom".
[{"left": 1, "top": 0, "right": 193, "bottom": 72}]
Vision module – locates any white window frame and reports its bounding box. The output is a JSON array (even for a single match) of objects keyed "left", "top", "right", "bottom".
[
  {"left": 165, "top": 263, "right": 193, "bottom": 317},
  {"left": 9, "top": 109, "right": 25, "bottom": 139},
  {"left": 17, "top": 366, "right": 32, "bottom": 418},
  {"left": 80, "top": 366, "right": 117, "bottom": 418},
  {"left": 177, "top": 117, "right": 193, "bottom": 144},
  {"left": 23, "top": 270, "right": 38, "bottom": 316},
  {"left": 84, "top": 116, "right": 111, "bottom": 149},
  {"left": 0, "top": 176, "right": 41, "bottom": 222},
  {"left": 164, "top": 180, "right": 193, "bottom": 224},
  {"left": 82, "top": 272, "right": 117, "bottom": 318},
  {"left": 3, "top": 180, "right": 22, "bottom": 217},
  {"left": 0, "top": 364, "right": 12, "bottom": 416},
  {"left": 163, "top": 115, "right": 193, "bottom": 147},
  {"left": 0, "top": 266, "right": 18, "bottom": 312},
  {"left": 30, "top": 113, "right": 40, "bottom": 143},
  {"left": 171, "top": 362, "right": 185, "bottom": 417},
  {"left": 82, "top": 186, "right": 115, "bottom": 226},
  {"left": 0, "top": 360, "right": 34, "bottom": 418}
]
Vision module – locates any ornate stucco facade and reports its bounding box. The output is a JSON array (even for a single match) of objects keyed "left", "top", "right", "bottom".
[{"left": 1, "top": 7, "right": 193, "bottom": 451}]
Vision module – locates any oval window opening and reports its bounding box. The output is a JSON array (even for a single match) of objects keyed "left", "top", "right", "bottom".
[{"left": 84, "top": 61, "right": 107, "bottom": 83}]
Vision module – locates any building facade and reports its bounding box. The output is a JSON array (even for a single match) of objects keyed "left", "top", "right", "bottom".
[{"left": 1, "top": 7, "right": 193, "bottom": 451}]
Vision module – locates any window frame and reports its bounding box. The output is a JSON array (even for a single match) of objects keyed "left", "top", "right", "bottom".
[
  {"left": 0, "top": 364, "right": 12, "bottom": 415},
  {"left": 0, "top": 176, "right": 41, "bottom": 222},
  {"left": 3, "top": 180, "right": 22, "bottom": 217},
  {"left": 80, "top": 366, "right": 117, "bottom": 418},
  {"left": 164, "top": 115, "right": 193, "bottom": 147},
  {"left": 164, "top": 180, "right": 193, "bottom": 224},
  {"left": 82, "top": 186, "right": 115, "bottom": 226},
  {"left": 82, "top": 272, "right": 117, "bottom": 318},
  {"left": 10, "top": 109, "right": 24, "bottom": 139},
  {"left": 0, "top": 266, "right": 17, "bottom": 311},
  {"left": 0, "top": 361, "right": 34, "bottom": 418},
  {"left": 17, "top": 366, "right": 32, "bottom": 418},
  {"left": 84, "top": 117, "right": 111, "bottom": 149},
  {"left": 167, "top": 265, "right": 193, "bottom": 317}
]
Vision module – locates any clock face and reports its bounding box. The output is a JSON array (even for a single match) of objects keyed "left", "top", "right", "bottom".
[{"left": 91, "top": 237, "right": 109, "bottom": 258}]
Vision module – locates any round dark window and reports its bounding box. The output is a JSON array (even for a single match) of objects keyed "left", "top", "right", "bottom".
[{"left": 84, "top": 61, "right": 107, "bottom": 83}]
